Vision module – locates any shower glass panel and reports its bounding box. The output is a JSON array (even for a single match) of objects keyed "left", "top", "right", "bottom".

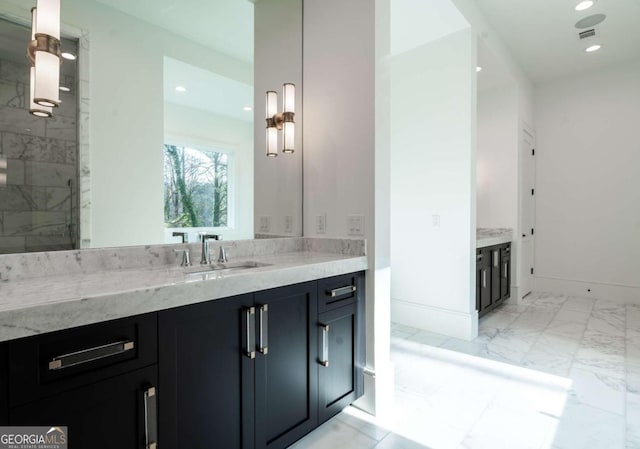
[{"left": 0, "top": 17, "right": 79, "bottom": 254}]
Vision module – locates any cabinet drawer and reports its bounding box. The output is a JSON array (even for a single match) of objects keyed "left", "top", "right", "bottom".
[
  {"left": 9, "top": 313, "right": 157, "bottom": 407},
  {"left": 317, "top": 272, "right": 364, "bottom": 313}
]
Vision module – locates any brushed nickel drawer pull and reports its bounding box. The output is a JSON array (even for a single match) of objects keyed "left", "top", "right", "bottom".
[
  {"left": 258, "top": 304, "right": 269, "bottom": 355},
  {"left": 48, "top": 340, "right": 135, "bottom": 371},
  {"left": 320, "top": 324, "right": 330, "bottom": 367},
  {"left": 329, "top": 285, "right": 356, "bottom": 297},
  {"left": 244, "top": 307, "right": 256, "bottom": 359},
  {"left": 144, "top": 386, "right": 158, "bottom": 449}
]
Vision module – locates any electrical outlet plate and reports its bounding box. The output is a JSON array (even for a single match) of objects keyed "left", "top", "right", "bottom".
[
  {"left": 316, "top": 215, "right": 326, "bottom": 234},
  {"left": 259, "top": 216, "right": 271, "bottom": 233},
  {"left": 347, "top": 215, "right": 364, "bottom": 236},
  {"left": 284, "top": 216, "right": 293, "bottom": 234}
]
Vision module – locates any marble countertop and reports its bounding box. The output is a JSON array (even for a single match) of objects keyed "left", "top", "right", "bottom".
[
  {"left": 0, "top": 241, "right": 367, "bottom": 342},
  {"left": 477, "top": 228, "right": 513, "bottom": 248}
]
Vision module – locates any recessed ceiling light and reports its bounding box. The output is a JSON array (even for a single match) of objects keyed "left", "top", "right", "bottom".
[
  {"left": 585, "top": 44, "right": 602, "bottom": 52},
  {"left": 59, "top": 86, "right": 71, "bottom": 92},
  {"left": 243, "top": 106, "right": 252, "bottom": 111},
  {"left": 575, "top": 1, "right": 595, "bottom": 11},
  {"left": 61, "top": 52, "right": 76, "bottom": 61},
  {"left": 476, "top": 66, "right": 483, "bottom": 72},
  {"left": 175, "top": 86, "right": 187, "bottom": 93}
]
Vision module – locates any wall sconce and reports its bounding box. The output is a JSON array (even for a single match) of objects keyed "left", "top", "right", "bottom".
[
  {"left": 27, "top": 0, "right": 61, "bottom": 118},
  {"left": 265, "top": 83, "right": 295, "bottom": 157}
]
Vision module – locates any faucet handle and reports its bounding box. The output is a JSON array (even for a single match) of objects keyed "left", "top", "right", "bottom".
[
  {"left": 174, "top": 248, "right": 192, "bottom": 267},
  {"left": 172, "top": 231, "right": 188, "bottom": 243},
  {"left": 199, "top": 232, "right": 220, "bottom": 242},
  {"left": 217, "top": 246, "right": 228, "bottom": 264}
]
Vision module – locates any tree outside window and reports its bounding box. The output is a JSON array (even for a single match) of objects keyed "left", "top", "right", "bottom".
[{"left": 164, "top": 144, "right": 228, "bottom": 228}]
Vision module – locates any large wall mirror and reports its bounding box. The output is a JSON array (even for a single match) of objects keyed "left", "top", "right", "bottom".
[{"left": 0, "top": 0, "right": 302, "bottom": 254}]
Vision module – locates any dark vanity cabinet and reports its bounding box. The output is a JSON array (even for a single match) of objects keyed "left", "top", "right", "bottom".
[
  {"left": 0, "top": 272, "right": 365, "bottom": 449},
  {"left": 7, "top": 314, "right": 159, "bottom": 449},
  {"left": 0, "top": 343, "right": 7, "bottom": 425},
  {"left": 159, "top": 293, "right": 255, "bottom": 449},
  {"left": 476, "top": 243, "right": 511, "bottom": 316},
  {"left": 317, "top": 273, "right": 365, "bottom": 424}
]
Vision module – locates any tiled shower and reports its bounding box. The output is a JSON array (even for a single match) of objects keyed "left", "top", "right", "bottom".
[{"left": 0, "top": 17, "right": 78, "bottom": 254}]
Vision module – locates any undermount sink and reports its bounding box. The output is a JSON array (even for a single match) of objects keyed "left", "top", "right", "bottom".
[{"left": 183, "top": 261, "right": 271, "bottom": 276}]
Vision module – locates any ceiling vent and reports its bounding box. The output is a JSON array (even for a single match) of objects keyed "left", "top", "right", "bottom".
[{"left": 578, "top": 27, "right": 599, "bottom": 40}]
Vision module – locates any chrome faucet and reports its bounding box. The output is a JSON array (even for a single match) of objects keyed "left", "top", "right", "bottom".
[
  {"left": 174, "top": 248, "right": 191, "bottom": 267},
  {"left": 199, "top": 233, "right": 220, "bottom": 264},
  {"left": 217, "top": 246, "right": 228, "bottom": 264}
]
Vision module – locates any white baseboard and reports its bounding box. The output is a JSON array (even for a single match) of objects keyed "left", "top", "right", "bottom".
[
  {"left": 534, "top": 276, "right": 640, "bottom": 304},
  {"left": 391, "top": 299, "right": 478, "bottom": 340}
]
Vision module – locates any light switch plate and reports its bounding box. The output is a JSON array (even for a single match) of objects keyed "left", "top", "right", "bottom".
[
  {"left": 316, "top": 215, "right": 326, "bottom": 234},
  {"left": 259, "top": 216, "right": 271, "bottom": 233},
  {"left": 347, "top": 215, "right": 364, "bottom": 236},
  {"left": 284, "top": 216, "right": 293, "bottom": 234}
]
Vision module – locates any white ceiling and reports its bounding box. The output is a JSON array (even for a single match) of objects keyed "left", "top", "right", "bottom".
[
  {"left": 391, "top": 0, "right": 469, "bottom": 56},
  {"left": 96, "top": 0, "right": 254, "bottom": 63},
  {"left": 475, "top": 0, "right": 640, "bottom": 84},
  {"left": 163, "top": 57, "right": 253, "bottom": 122}
]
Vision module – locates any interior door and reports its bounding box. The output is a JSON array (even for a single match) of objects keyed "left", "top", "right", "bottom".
[{"left": 520, "top": 128, "right": 536, "bottom": 298}]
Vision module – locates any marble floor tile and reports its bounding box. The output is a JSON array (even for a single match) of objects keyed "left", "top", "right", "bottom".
[
  {"left": 561, "top": 296, "right": 596, "bottom": 313},
  {"left": 554, "top": 307, "right": 592, "bottom": 324},
  {"left": 569, "top": 367, "right": 625, "bottom": 415},
  {"left": 392, "top": 323, "right": 420, "bottom": 339},
  {"left": 552, "top": 399, "right": 626, "bottom": 449},
  {"left": 545, "top": 319, "right": 587, "bottom": 340},
  {"left": 478, "top": 311, "right": 519, "bottom": 332},
  {"left": 438, "top": 337, "right": 486, "bottom": 356},
  {"left": 627, "top": 393, "right": 640, "bottom": 449},
  {"left": 407, "top": 329, "right": 450, "bottom": 347},
  {"left": 373, "top": 433, "right": 432, "bottom": 449},
  {"left": 288, "top": 419, "right": 378, "bottom": 449},
  {"left": 336, "top": 408, "right": 391, "bottom": 442}
]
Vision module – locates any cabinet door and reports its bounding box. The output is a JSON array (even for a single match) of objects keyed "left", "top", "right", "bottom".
[
  {"left": 501, "top": 245, "right": 511, "bottom": 299},
  {"left": 317, "top": 302, "right": 363, "bottom": 424},
  {"left": 10, "top": 366, "right": 157, "bottom": 449},
  {"left": 491, "top": 248, "right": 501, "bottom": 304},
  {"left": 479, "top": 249, "right": 492, "bottom": 312},
  {"left": 159, "top": 294, "right": 254, "bottom": 449},
  {"left": 254, "top": 282, "right": 318, "bottom": 449},
  {"left": 0, "top": 344, "right": 7, "bottom": 425}
]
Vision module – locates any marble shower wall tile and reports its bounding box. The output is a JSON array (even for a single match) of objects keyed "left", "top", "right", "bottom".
[
  {"left": 0, "top": 79, "right": 26, "bottom": 109},
  {"left": 0, "top": 60, "right": 30, "bottom": 85},
  {"left": 0, "top": 106, "right": 46, "bottom": 137}
]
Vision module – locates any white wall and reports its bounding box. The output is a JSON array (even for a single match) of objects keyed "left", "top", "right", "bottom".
[
  {"left": 164, "top": 103, "right": 254, "bottom": 242},
  {"left": 253, "top": 0, "right": 303, "bottom": 238},
  {"left": 451, "top": 0, "right": 535, "bottom": 299},
  {"left": 477, "top": 85, "right": 518, "bottom": 229},
  {"left": 303, "top": 0, "right": 393, "bottom": 417},
  {"left": 534, "top": 59, "right": 640, "bottom": 303},
  {"left": 390, "top": 29, "right": 478, "bottom": 340}
]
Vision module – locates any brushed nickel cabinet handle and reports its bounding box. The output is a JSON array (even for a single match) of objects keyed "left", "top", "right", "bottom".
[
  {"left": 48, "top": 340, "right": 135, "bottom": 371},
  {"left": 493, "top": 250, "right": 498, "bottom": 267},
  {"left": 320, "top": 324, "right": 330, "bottom": 367},
  {"left": 258, "top": 304, "right": 269, "bottom": 355},
  {"left": 244, "top": 307, "right": 256, "bottom": 359},
  {"left": 504, "top": 263, "right": 508, "bottom": 279},
  {"left": 329, "top": 285, "right": 356, "bottom": 297},
  {"left": 144, "top": 386, "right": 158, "bottom": 449},
  {"left": 482, "top": 270, "right": 487, "bottom": 289}
]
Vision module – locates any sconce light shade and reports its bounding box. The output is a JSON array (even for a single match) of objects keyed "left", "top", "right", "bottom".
[
  {"left": 0, "top": 173, "right": 6, "bottom": 187},
  {"left": 282, "top": 83, "right": 295, "bottom": 154},
  {"left": 36, "top": 0, "right": 60, "bottom": 39},
  {"left": 30, "top": 66, "right": 52, "bottom": 117},
  {"left": 33, "top": 51, "right": 60, "bottom": 107},
  {"left": 28, "top": 0, "right": 61, "bottom": 115},
  {"left": 266, "top": 91, "right": 278, "bottom": 157}
]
